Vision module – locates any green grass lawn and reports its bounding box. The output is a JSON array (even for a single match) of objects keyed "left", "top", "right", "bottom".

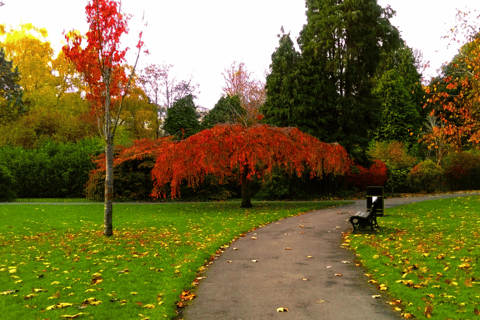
[
  {"left": 347, "top": 196, "right": 480, "bottom": 320},
  {"left": 0, "top": 201, "right": 346, "bottom": 319}
]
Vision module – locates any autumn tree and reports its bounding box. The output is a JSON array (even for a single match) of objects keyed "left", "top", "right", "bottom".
[
  {"left": 119, "top": 86, "right": 158, "bottom": 140},
  {"left": 0, "top": 23, "right": 58, "bottom": 109},
  {"left": 423, "top": 11, "right": 480, "bottom": 150},
  {"left": 222, "top": 61, "right": 266, "bottom": 125},
  {"left": 63, "top": 0, "right": 145, "bottom": 236},
  {"left": 151, "top": 124, "right": 350, "bottom": 208}
]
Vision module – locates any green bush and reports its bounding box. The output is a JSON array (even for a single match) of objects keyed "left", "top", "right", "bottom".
[
  {"left": 408, "top": 160, "right": 444, "bottom": 193},
  {"left": 0, "top": 139, "right": 102, "bottom": 198},
  {"left": 255, "top": 168, "right": 291, "bottom": 200},
  {"left": 0, "top": 164, "right": 16, "bottom": 201}
]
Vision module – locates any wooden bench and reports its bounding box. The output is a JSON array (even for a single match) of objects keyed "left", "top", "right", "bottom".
[{"left": 349, "top": 197, "right": 380, "bottom": 232}]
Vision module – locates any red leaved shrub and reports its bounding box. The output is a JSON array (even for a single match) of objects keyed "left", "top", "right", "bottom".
[{"left": 346, "top": 159, "right": 388, "bottom": 191}]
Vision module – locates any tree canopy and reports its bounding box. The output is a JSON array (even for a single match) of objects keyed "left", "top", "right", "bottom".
[
  {"left": 263, "top": 0, "right": 402, "bottom": 161},
  {"left": 163, "top": 94, "right": 200, "bottom": 140},
  {"left": 151, "top": 124, "right": 350, "bottom": 207}
]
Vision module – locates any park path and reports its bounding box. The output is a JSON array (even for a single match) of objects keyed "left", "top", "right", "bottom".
[{"left": 182, "top": 192, "right": 479, "bottom": 320}]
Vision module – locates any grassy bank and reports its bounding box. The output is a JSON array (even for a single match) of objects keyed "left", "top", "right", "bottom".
[
  {"left": 0, "top": 201, "right": 346, "bottom": 319},
  {"left": 347, "top": 196, "right": 480, "bottom": 319}
]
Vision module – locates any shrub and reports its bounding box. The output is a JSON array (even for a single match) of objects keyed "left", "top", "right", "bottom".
[
  {"left": 0, "top": 165, "right": 16, "bottom": 201},
  {"left": 0, "top": 139, "right": 102, "bottom": 198},
  {"left": 254, "top": 167, "right": 291, "bottom": 200},
  {"left": 408, "top": 160, "right": 444, "bottom": 193},
  {"left": 442, "top": 151, "right": 480, "bottom": 191},
  {"left": 345, "top": 159, "right": 388, "bottom": 191},
  {"left": 368, "top": 141, "right": 418, "bottom": 193}
]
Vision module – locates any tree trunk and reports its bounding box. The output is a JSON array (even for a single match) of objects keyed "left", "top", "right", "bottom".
[
  {"left": 240, "top": 167, "right": 252, "bottom": 208},
  {"left": 104, "top": 139, "right": 114, "bottom": 236}
]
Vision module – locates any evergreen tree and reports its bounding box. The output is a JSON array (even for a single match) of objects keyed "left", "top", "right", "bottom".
[
  {"left": 373, "top": 42, "right": 424, "bottom": 145},
  {"left": 0, "top": 48, "right": 24, "bottom": 125},
  {"left": 373, "top": 69, "right": 421, "bottom": 144},
  {"left": 201, "top": 95, "right": 244, "bottom": 130},
  {"left": 163, "top": 94, "right": 200, "bottom": 139},
  {"left": 263, "top": 0, "right": 401, "bottom": 161}
]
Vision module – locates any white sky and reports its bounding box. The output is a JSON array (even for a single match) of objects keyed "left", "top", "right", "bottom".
[{"left": 1, "top": 0, "right": 478, "bottom": 109}]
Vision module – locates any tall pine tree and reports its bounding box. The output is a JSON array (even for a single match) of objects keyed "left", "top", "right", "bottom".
[{"left": 263, "top": 0, "right": 401, "bottom": 161}]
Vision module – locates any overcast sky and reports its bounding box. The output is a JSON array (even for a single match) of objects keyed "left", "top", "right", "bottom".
[{"left": 1, "top": 0, "right": 478, "bottom": 109}]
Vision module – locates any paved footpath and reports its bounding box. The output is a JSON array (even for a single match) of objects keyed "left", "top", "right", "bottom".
[{"left": 182, "top": 192, "right": 479, "bottom": 320}]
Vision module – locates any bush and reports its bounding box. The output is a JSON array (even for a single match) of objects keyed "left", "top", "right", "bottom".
[
  {"left": 408, "top": 160, "right": 444, "bottom": 193},
  {"left": 368, "top": 141, "right": 418, "bottom": 193},
  {"left": 0, "top": 139, "right": 102, "bottom": 198},
  {"left": 345, "top": 159, "right": 388, "bottom": 191},
  {"left": 442, "top": 151, "right": 480, "bottom": 191},
  {"left": 0, "top": 165, "right": 16, "bottom": 201},
  {"left": 254, "top": 168, "right": 291, "bottom": 200}
]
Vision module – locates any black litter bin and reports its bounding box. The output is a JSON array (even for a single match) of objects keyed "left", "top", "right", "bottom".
[{"left": 366, "top": 186, "right": 384, "bottom": 216}]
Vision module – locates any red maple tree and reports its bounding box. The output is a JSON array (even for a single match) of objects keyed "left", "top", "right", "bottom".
[
  {"left": 150, "top": 124, "right": 350, "bottom": 207},
  {"left": 63, "top": 0, "right": 145, "bottom": 236}
]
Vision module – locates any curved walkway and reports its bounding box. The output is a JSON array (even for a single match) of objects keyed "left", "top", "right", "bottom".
[{"left": 183, "top": 192, "right": 479, "bottom": 320}]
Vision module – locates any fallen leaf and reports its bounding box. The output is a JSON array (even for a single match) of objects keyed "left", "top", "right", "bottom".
[
  {"left": 424, "top": 305, "right": 433, "bottom": 318},
  {"left": 32, "top": 288, "right": 47, "bottom": 293},
  {"left": 306, "top": 255, "right": 313, "bottom": 259},
  {"left": 60, "top": 313, "right": 89, "bottom": 319},
  {"left": 251, "top": 237, "right": 257, "bottom": 240},
  {"left": 334, "top": 273, "right": 342, "bottom": 277},
  {"left": 285, "top": 247, "right": 292, "bottom": 250},
  {"left": 143, "top": 304, "right": 155, "bottom": 309},
  {"left": 372, "top": 295, "right": 381, "bottom": 298},
  {"left": 252, "top": 260, "right": 258, "bottom": 263},
  {"left": 302, "top": 278, "right": 309, "bottom": 281},
  {"left": 341, "top": 261, "right": 350, "bottom": 264},
  {"left": 316, "top": 300, "right": 325, "bottom": 304},
  {"left": 276, "top": 307, "right": 289, "bottom": 312}
]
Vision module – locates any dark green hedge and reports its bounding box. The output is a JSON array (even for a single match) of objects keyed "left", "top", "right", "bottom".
[{"left": 0, "top": 139, "right": 102, "bottom": 199}]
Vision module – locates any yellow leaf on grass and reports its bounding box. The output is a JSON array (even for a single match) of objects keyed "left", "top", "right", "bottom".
[{"left": 60, "top": 313, "right": 89, "bottom": 319}]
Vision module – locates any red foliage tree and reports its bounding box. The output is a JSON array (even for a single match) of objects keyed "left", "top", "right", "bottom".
[
  {"left": 423, "top": 10, "right": 480, "bottom": 150},
  {"left": 63, "top": 0, "right": 145, "bottom": 236},
  {"left": 151, "top": 124, "right": 350, "bottom": 207}
]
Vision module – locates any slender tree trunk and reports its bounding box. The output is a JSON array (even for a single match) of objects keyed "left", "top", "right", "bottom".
[
  {"left": 104, "top": 137, "right": 114, "bottom": 236},
  {"left": 240, "top": 166, "right": 252, "bottom": 208}
]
